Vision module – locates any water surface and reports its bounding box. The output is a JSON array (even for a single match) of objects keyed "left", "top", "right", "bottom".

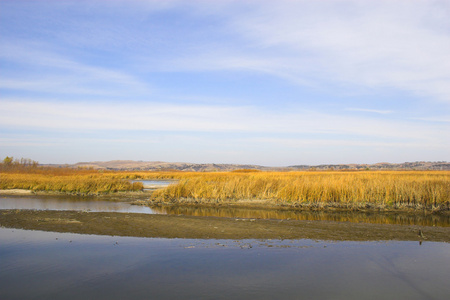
[
  {"left": 0, "top": 228, "right": 449, "bottom": 300},
  {"left": 154, "top": 206, "right": 450, "bottom": 227},
  {"left": 0, "top": 195, "right": 158, "bottom": 214}
]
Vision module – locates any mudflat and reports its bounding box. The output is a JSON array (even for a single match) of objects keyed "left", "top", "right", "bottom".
[
  {"left": 0, "top": 189, "right": 33, "bottom": 195},
  {"left": 1, "top": 209, "right": 449, "bottom": 242}
]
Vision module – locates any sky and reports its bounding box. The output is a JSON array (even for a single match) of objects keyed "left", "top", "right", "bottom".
[{"left": 0, "top": 0, "right": 449, "bottom": 166}]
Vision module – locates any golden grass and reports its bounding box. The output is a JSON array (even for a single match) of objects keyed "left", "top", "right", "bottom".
[
  {"left": 0, "top": 159, "right": 143, "bottom": 194},
  {"left": 1, "top": 164, "right": 449, "bottom": 209},
  {"left": 147, "top": 171, "right": 450, "bottom": 209},
  {"left": 0, "top": 173, "right": 143, "bottom": 194}
]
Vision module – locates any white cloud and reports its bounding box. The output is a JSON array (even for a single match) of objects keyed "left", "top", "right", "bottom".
[
  {"left": 4, "top": 0, "right": 449, "bottom": 103},
  {"left": 0, "top": 41, "right": 151, "bottom": 96},
  {"left": 345, "top": 108, "right": 393, "bottom": 114},
  {"left": 144, "top": 0, "right": 450, "bottom": 103},
  {"left": 1, "top": 99, "right": 447, "bottom": 144}
]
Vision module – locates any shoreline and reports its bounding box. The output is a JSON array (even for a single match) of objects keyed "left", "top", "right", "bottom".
[
  {"left": 147, "top": 199, "right": 450, "bottom": 215},
  {"left": 0, "top": 189, "right": 34, "bottom": 195},
  {"left": 1, "top": 209, "right": 449, "bottom": 242}
]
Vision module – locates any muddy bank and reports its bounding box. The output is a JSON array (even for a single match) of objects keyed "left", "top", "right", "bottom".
[
  {"left": 0, "top": 189, "right": 33, "bottom": 195},
  {"left": 1, "top": 209, "right": 449, "bottom": 242}
]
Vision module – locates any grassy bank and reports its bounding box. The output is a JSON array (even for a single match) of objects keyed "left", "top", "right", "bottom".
[
  {"left": 148, "top": 171, "right": 450, "bottom": 210},
  {"left": 0, "top": 173, "right": 143, "bottom": 194},
  {"left": 0, "top": 157, "right": 143, "bottom": 194}
]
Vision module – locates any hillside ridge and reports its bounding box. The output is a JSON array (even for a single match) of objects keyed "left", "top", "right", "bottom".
[{"left": 45, "top": 160, "right": 450, "bottom": 171}]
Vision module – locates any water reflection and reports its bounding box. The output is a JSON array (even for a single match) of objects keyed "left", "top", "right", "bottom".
[
  {"left": 0, "top": 196, "right": 158, "bottom": 214},
  {"left": 0, "top": 228, "right": 449, "bottom": 300},
  {"left": 153, "top": 206, "right": 450, "bottom": 227}
]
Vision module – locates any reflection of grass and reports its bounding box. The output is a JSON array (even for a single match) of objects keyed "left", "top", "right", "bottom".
[
  {"left": 153, "top": 206, "right": 450, "bottom": 226},
  {"left": 147, "top": 171, "right": 450, "bottom": 210},
  {"left": 0, "top": 173, "right": 143, "bottom": 194}
]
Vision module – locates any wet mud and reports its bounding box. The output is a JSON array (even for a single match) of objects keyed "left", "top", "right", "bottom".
[{"left": 1, "top": 209, "right": 449, "bottom": 242}]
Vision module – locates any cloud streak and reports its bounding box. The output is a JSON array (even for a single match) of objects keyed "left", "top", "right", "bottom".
[
  {"left": 1, "top": 99, "right": 447, "bottom": 143},
  {"left": 345, "top": 108, "right": 393, "bottom": 114},
  {"left": 145, "top": 0, "right": 450, "bottom": 103},
  {"left": 0, "top": 41, "right": 151, "bottom": 97}
]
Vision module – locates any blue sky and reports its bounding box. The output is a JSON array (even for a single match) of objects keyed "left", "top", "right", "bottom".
[{"left": 1, "top": 0, "right": 449, "bottom": 166}]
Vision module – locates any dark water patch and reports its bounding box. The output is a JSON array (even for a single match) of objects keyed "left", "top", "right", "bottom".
[
  {"left": 0, "top": 228, "right": 449, "bottom": 300},
  {"left": 0, "top": 195, "right": 158, "bottom": 214},
  {"left": 153, "top": 205, "right": 450, "bottom": 227}
]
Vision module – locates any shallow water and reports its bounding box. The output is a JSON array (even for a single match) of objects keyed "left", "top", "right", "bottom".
[
  {"left": 0, "top": 228, "right": 449, "bottom": 300},
  {"left": 0, "top": 196, "right": 158, "bottom": 214}
]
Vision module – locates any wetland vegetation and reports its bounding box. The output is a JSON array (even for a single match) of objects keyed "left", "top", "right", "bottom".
[
  {"left": 0, "top": 157, "right": 143, "bottom": 194},
  {"left": 1, "top": 157, "right": 449, "bottom": 212}
]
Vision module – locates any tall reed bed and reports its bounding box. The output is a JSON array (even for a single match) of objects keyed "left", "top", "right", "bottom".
[
  {"left": 0, "top": 173, "right": 143, "bottom": 194},
  {"left": 149, "top": 171, "right": 450, "bottom": 208}
]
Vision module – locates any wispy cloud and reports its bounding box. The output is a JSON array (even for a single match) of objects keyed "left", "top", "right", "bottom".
[
  {"left": 0, "top": 41, "right": 152, "bottom": 97},
  {"left": 1, "top": 99, "right": 447, "bottom": 143},
  {"left": 411, "top": 117, "right": 450, "bottom": 123},
  {"left": 345, "top": 108, "right": 393, "bottom": 114},
  {"left": 140, "top": 0, "right": 450, "bottom": 103}
]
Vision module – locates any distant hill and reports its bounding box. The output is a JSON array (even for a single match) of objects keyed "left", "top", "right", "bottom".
[
  {"left": 46, "top": 160, "right": 450, "bottom": 171},
  {"left": 57, "top": 160, "right": 276, "bottom": 172},
  {"left": 289, "top": 161, "right": 450, "bottom": 171}
]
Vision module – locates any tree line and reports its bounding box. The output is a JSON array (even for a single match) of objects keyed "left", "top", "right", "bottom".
[{"left": 1, "top": 156, "right": 39, "bottom": 171}]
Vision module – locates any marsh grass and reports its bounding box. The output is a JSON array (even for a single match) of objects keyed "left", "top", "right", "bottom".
[
  {"left": 0, "top": 157, "right": 144, "bottom": 194},
  {"left": 1, "top": 160, "right": 449, "bottom": 209},
  {"left": 0, "top": 173, "right": 143, "bottom": 194},
  {"left": 147, "top": 171, "right": 450, "bottom": 209}
]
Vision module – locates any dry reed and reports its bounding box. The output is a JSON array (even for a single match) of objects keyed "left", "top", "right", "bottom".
[
  {"left": 0, "top": 173, "right": 143, "bottom": 194},
  {"left": 148, "top": 171, "right": 450, "bottom": 209},
  {"left": 2, "top": 161, "right": 449, "bottom": 209}
]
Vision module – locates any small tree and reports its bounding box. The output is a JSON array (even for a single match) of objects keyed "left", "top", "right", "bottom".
[{"left": 3, "top": 156, "right": 13, "bottom": 165}]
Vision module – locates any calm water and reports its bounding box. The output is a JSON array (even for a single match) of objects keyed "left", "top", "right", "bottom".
[
  {"left": 0, "top": 195, "right": 158, "bottom": 214},
  {"left": 154, "top": 206, "right": 450, "bottom": 227},
  {"left": 0, "top": 228, "right": 449, "bottom": 300}
]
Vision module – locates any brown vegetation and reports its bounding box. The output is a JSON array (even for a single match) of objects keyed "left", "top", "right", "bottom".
[
  {"left": 2, "top": 157, "right": 449, "bottom": 209},
  {"left": 0, "top": 173, "right": 143, "bottom": 194},
  {"left": 148, "top": 171, "right": 450, "bottom": 210},
  {"left": 0, "top": 157, "right": 142, "bottom": 194}
]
